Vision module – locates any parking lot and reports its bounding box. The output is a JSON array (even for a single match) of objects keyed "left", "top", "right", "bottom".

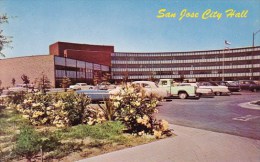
[{"left": 157, "top": 91, "right": 260, "bottom": 140}]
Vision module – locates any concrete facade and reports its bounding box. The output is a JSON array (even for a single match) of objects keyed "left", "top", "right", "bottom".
[{"left": 111, "top": 46, "right": 260, "bottom": 81}]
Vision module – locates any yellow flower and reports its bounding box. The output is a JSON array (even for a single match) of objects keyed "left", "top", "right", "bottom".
[
  {"left": 54, "top": 100, "right": 63, "bottom": 108},
  {"left": 153, "top": 130, "right": 162, "bottom": 139},
  {"left": 154, "top": 109, "right": 159, "bottom": 113},
  {"left": 87, "top": 119, "right": 94, "bottom": 125},
  {"left": 46, "top": 111, "right": 52, "bottom": 115},
  {"left": 160, "top": 120, "right": 169, "bottom": 131},
  {"left": 22, "top": 115, "right": 29, "bottom": 119},
  {"left": 32, "top": 103, "right": 41, "bottom": 107},
  {"left": 130, "top": 109, "right": 134, "bottom": 113},
  {"left": 124, "top": 116, "right": 129, "bottom": 121},
  {"left": 131, "top": 101, "right": 141, "bottom": 107},
  {"left": 138, "top": 131, "right": 144, "bottom": 136},
  {"left": 113, "top": 101, "right": 120, "bottom": 108},
  {"left": 23, "top": 99, "right": 28, "bottom": 104},
  {"left": 136, "top": 117, "right": 143, "bottom": 124},
  {"left": 41, "top": 118, "right": 48, "bottom": 124},
  {"left": 56, "top": 123, "right": 65, "bottom": 128}
]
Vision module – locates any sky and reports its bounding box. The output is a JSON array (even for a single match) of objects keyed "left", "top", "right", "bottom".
[{"left": 1, "top": 0, "right": 260, "bottom": 58}]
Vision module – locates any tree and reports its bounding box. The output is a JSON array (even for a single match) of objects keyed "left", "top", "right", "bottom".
[
  {"left": 21, "top": 74, "right": 30, "bottom": 85},
  {"left": 93, "top": 71, "right": 101, "bottom": 86},
  {"left": 122, "top": 71, "right": 129, "bottom": 84},
  {"left": 101, "top": 72, "right": 111, "bottom": 83},
  {"left": 60, "top": 76, "right": 71, "bottom": 91},
  {"left": 0, "top": 14, "right": 12, "bottom": 57},
  {"left": 34, "top": 72, "right": 52, "bottom": 94},
  {"left": 11, "top": 78, "right": 16, "bottom": 87}
]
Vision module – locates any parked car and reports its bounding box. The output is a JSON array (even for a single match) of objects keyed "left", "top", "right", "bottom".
[
  {"left": 132, "top": 81, "right": 168, "bottom": 99},
  {"left": 178, "top": 83, "right": 214, "bottom": 97},
  {"left": 198, "top": 82, "right": 230, "bottom": 96},
  {"left": 239, "top": 80, "right": 260, "bottom": 92},
  {"left": 69, "top": 83, "right": 94, "bottom": 90},
  {"left": 77, "top": 90, "right": 110, "bottom": 102},
  {"left": 8, "top": 84, "right": 34, "bottom": 92},
  {"left": 158, "top": 79, "right": 199, "bottom": 99},
  {"left": 96, "top": 82, "right": 116, "bottom": 90},
  {"left": 214, "top": 81, "right": 241, "bottom": 93}
]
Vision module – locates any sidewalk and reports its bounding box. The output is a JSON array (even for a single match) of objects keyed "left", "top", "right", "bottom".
[{"left": 78, "top": 124, "right": 260, "bottom": 162}]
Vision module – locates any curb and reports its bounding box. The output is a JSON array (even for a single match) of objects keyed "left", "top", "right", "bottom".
[{"left": 238, "top": 100, "right": 260, "bottom": 110}]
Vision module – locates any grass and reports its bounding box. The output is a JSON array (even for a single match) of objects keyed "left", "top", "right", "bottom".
[
  {"left": 55, "top": 121, "right": 125, "bottom": 140},
  {"left": 0, "top": 106, "right": 155, "bottom": 162}
]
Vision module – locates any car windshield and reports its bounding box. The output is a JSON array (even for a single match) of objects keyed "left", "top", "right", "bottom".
[
  {"left": 228, "top": 82, "right": 238, "bottom": 86},
  {"left": 179, "top": 84, "right": 191, "bottom": 86},
  {"left": 210, "top": 82, "right": 219, "bottom": 86}
]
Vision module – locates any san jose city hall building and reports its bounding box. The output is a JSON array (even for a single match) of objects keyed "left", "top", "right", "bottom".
[{"left": 0, "top": 41, "right": 260, "bottom": 88}]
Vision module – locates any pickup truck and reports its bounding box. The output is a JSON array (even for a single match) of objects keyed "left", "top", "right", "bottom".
[
  {"left": 178, "top": 83, "right": 214, "bottom": 97},
  {"left": 158, "top": 79, "right": 199, "bottom": 99}
]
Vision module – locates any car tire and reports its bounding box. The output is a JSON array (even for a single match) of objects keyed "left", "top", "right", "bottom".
[
  {"left": 252, "top": 88, "right": 257, "bottom": 92},
  {"left": 215, "top": 92, "right": 221, "bottom": 96},
  {"left": 178, "top": 92, "right": 188, "bottom": 99}
]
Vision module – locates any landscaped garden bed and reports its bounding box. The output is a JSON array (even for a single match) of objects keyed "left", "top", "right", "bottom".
[{"left": 0, "top": 86, "right": 172, "bottom": 161}]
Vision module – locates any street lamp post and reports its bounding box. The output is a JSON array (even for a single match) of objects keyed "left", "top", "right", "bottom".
[
  {"left": 253, "top": 29, "right": 260, "bottom": 47},
  {"left": 251, "top": 29, "right": 260, "bottom": 80},
  {"left": 223, "top": 40, "right": 231, "bottom": 81},
  {"left": 222, "top": 51, "right": 225, "bottom": 81}
]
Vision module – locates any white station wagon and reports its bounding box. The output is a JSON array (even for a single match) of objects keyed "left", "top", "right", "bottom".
[{"left": 131, "top": 81, "right": 168, "bottom": 99}]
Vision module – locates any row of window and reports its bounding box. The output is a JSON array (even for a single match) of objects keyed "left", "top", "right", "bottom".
[
  {"left": 111, "top": 55, "right": 260, "bottom": 65},
  {"left": 111, "top": 47, "right": 260, "bottom": 57},
  {"left": 112, "top": 72, "right": 260, "bottom": 80},
  {"left": 112, "top": 64, "right": 260, "bottom": 72},
  {"left": 54, "top": 56, "right": 109, "bottom": 71},
  {"left": 55, "top": 70, "right": 93, "bottom": 79}
]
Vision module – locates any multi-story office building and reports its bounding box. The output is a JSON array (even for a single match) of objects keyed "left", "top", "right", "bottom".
[
  {"left": 111, "top": 46, "right": 260, "bottom": 82},
  {"left": 0, "top": 42, "right": 113, "bottom": 88},
  {"left": 1, "top": 42, "right": 260, "bottom": 88}
]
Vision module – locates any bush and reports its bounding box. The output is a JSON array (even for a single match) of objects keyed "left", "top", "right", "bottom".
[
  {"left": 15, "top": 92, "right": 91, "bottom": 127},
  {"left": 14, "top": 125, "right": 41, "bottom": 162},
  {"left": 5, "top": 91, "right": 27, "bottom": 105},
  {"left": 14, "top": 126, "right": 61, "bottom": 162},
  {"left": 96, "top": 85, "right": 172, "bottom": 138}
]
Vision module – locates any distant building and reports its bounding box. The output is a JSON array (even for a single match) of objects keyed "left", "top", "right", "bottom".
[
  {"left": 111, "top": 46, "right": 260, "bottom": 82},
  {"left": 0, "top": 42, "right": 113, "bottom": 88},
  {"left": 0, "top": 42, "right": 259, "bottom": 88}
]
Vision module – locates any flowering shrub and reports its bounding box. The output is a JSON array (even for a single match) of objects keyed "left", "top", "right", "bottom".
[
  {"left": 5, "top": 91, "right": 27, "bottom": 105},
  {"left": 14, "top": 92, "right": 91, "bottom": 127},
  {"left": 100, "top": 85, "right": 172, "bottom": 138}
]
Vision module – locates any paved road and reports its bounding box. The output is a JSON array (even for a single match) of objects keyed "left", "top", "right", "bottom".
[{"left": 157, "top": 91, "right": 260, "bottom": 140}]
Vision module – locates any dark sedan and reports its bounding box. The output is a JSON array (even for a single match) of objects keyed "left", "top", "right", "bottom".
[
  {"left": 214, "top": 81, "right": 241, "bottom": 92},
  {"left": 239, "top": 80, "right": 260, "bottom": 92}
]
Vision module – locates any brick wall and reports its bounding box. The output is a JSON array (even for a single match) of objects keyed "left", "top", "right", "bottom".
[
  {"left": 49, "top": 42, "right": 114, "bottom": 57},
  {"left": 0, "top": 55, "right": 55, "bottom": 88},
  {"left": 64, "top": 49, "right": 111, "bottom": 66}
]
